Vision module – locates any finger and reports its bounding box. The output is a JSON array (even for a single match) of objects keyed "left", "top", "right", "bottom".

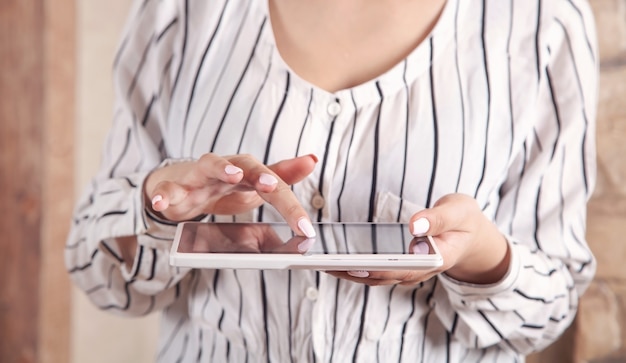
[
  {"left": 256, "top": 172, "right": 280, "bottom": 194},
  {"left": 223, "top": 154, "right": 278, "bottom": 193},
  {"left": 146, "top": 154, "right": 247, "bottom": 216},
  {"left": 150, "top": 180, "right": 190, "bottom": 212},
  {"left": 365, "top": 270, "right": 423, "bottom": 282},
  {"left": 398, "top": 271, "right": 439, "bottom": 285},
  {"left": 194, "top": 153, "right": 245, "bottom": 186},
  {"left": 146, "top": 155, "right": 244, "bottom": 198},
  {"left": 333, "top": 270, "right": 438, "bottom": 286},
  {"left": 262, "top": 183, "right": 316, "bottom": 238},
  {"left": 230, "top": 157, "right": 317, "bottom": 238},
  {"left": 252, "top": 154, "right": 318, "bottom": 192},
  {"left": 269, "top": 154, "right": 318, "bottom": 185},
  {"left": 327, "top": 271, "right": 401, "bottom": 286},
  {"left": 409, "top": 193, "right": 478, "bottom": 237}
]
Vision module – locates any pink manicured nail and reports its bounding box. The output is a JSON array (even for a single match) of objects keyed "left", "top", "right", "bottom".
[
  {"left": 225, "top": 165, "right": 243, "bottom": 175},
  {"left": 151, "top": 195, "right": 163, "bottom": 206},
  {"left": 412, "top": 218, "right": 430, "bottom": 236},
  {"left": 348, "top": 270, "right": 369, "bottom": 278},
  {"left": 259, "top": 173, "right": 278, "bottom": 186},
  {"left": 297, "top": 217, "right": 316, "bottom": 238},
  {"left": 412, "top": 241, "right": 430, "bottom": 255}
]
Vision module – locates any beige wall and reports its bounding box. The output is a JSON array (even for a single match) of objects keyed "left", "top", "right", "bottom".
[
  {"left": 72, "top": 2, "right": 159, "bottom": 363},
  {"left": 576, "top": 1, "right": 626, "bottom": 362},
  {"left": 73, "top": 1, "right": 626, "bottom": 362}
]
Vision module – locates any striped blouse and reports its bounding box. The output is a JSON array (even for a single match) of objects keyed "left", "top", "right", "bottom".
[{"left": 65, "top": 0, "right": 599, "bottom": 361}]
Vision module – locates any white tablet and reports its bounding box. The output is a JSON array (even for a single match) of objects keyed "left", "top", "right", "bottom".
[
  {"left": 170, "top": 222, "right": 443, "bottom": 271},
  {"left": 169, "top": 221, "right": 443, "bottom": 271}
]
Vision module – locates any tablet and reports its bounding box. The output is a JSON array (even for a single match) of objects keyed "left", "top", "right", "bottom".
[{"left": 169, "top": 222, "right": 443, "bottom": 271}]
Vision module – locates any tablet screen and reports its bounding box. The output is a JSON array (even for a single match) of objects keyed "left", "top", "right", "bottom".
[{"left": 175, "top": 222, "right": 436, "bottom": 256}]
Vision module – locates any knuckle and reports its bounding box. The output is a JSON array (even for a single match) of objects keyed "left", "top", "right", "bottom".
[
  {"left": 281, "top": 202, "right": 303, "bottom": 217},
  {"left": 238, "top": 153, "right": 258, "bottom": 164},
  {"left": 271, "top": 182, "right": 291, "bottom": 194},
  {"left": 398, "top": 271, "right": 415, "bottom": 281},
  {"left": 432, "top": 214, "right": 446, "bottom": 232},
  {"left": 366, "top": 279, "right": 391, "bottom": 287},
  {"left": 198, "top": 153, "right": 217, "bottom": 164},
  {"left": 434, "top": 193, "right": 455, "bottom": 206}
]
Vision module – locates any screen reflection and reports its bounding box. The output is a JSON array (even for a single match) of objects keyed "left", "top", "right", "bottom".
[{"left": 177, "top": 222, "right": 434, "bottom": 256}]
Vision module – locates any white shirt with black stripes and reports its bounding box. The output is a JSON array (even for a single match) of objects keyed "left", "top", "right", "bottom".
[{"left": 66, "top": 0, "right": 599, "bottom": 361}]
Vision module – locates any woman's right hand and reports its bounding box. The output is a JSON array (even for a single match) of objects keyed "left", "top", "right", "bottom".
[{"left": 144, "top": 153, "right": 319, "bottom": 237}]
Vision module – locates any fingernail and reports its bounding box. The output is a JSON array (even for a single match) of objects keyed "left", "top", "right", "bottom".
[
  {"left": 297, "top": 217, "right": 317, "bottom": 238},
  {"left": 412, "top": 218, "right": 430, "bottom": 236},
  {"left": 225, "top": 165, "right": 243, "bottom": 175},
  {"left": 297, "top": 238, "right": 316, "bottom": 253},
  {"left": 151, "top": 195, "right": 163, "bottom": 206},
  {"left": 412, "top": 241, "right": 430, "bottom": 255},
  {"left": 259, "top": 173, "right": 278, "bottom": 186},
  {"left": 348, "top": 270, "right": 369, "bottom": 278},
  {"left": 308, "top": 154, "right": 319, "bottom": 163}
]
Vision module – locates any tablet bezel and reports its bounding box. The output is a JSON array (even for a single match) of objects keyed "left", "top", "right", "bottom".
[{"left": 169, "top": 221, "right": 443, "bottom": 270}]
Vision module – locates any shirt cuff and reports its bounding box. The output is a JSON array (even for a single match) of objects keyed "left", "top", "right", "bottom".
[
  {"left": 438, "top": 235, "right": 521, "bottom": 306},
  {"left": 122, "top": 156, "right": 197, "bottom": 288},
  {"left": 119, "top": 237, "right": 191, "bottom": 294}
]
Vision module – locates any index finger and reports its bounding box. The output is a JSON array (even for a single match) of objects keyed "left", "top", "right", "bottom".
[
  {"left": 260, "top": 182, "right": 317, "bottom": 238},
  {"left": 230, "top": 156, "right": 316, "bottom": 238}
]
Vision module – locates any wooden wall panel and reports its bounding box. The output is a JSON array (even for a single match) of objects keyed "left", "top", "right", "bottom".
[
  {"left": 0, "top": 1, "right": 45, "bottom": 362},
  {"left": 0, "top": 0, "right": 74, "bottom": 362}
]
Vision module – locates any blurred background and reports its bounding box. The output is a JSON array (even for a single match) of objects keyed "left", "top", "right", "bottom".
[{"left": 0, "top": 1, "right": 625, "bottom": 362}]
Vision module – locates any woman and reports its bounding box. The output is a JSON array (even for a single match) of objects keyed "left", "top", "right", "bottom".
[{"left": 66, "top": 0, "right": 598, "bottom": 361}]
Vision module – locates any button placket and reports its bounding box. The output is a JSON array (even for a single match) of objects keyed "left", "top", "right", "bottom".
[{"left": 308, "top": 94, "right": 345, "bottom": 220}]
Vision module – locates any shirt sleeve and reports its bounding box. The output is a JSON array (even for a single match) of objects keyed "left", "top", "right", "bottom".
[
  {"left": 65, "top": 0, "right": 191, "bottom": 317},
  {"left": 433, "top": 0, "right": 598, "bottom": 354}
]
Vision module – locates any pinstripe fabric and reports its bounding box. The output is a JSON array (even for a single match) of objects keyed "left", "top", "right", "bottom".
[{"left": 66, "top": 0, "right": 599, "bottom": 361}]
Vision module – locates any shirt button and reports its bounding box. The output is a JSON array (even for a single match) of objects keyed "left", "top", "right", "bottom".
[
  {"left": 327, "top": 100, "right": 341, "bottom": 117},
  {"left": 306, "top": 287, "right": 319, "bottom": 301},
  {"left": 311, "top": 194, "right": 325, "bottom": 210},
  {"left": 365, "top": 326, "right": 379, "bottom": 341}
]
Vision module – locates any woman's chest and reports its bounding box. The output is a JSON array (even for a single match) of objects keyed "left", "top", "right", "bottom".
[{"left": 161, "top": 1, "right": 538, "bottom": 218}]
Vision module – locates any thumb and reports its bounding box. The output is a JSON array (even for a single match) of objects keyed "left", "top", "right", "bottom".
[{"left": 409, "top": 194, "right": 476, "bottom": 237}]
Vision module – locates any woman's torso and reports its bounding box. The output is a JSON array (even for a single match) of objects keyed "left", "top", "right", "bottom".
[{"left": 140, "top": 0, "right": 543, "bottom": 361}]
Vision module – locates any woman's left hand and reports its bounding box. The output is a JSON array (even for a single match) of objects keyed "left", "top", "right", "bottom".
[{"left": 328, "top": 193, "right": 511, "bottom": 286}]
